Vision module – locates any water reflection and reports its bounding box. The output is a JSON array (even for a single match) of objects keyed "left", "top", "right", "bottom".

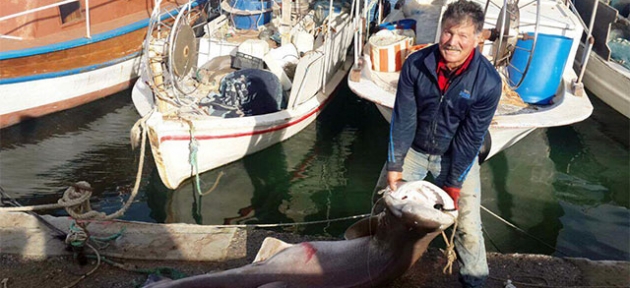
[
  {"left": 482, "top": 129, "right": 563, "bottom": 255},
  {"left": 476, "top": 93, "right": 630, "bottom": 261},
  {"left": 0, "top": 91, "right": 140, "bottom": 204},
  {"left": 1, "top": 85, "right": 627, "bottom": 260},
  {"left": 547, "top": 98, "right": 630, "bottom": 260},
  {"left": 556, "top": 201, "right": 629, "bottom": 261},
  {"left": 144, "top": 89, "right": 389, "bottom": 236}
]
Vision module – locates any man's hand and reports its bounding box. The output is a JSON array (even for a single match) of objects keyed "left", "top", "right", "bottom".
[
  {"left": 443, "top": 186, "right": 461, "bottom": 210},
  {"left": 387, "top": 171, "right": 403, "bottom": 191}
]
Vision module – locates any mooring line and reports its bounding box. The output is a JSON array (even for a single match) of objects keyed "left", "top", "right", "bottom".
[
  {"left": 215, "top": 213, "right": 372, "bottom": 228},
  {"left": 0, "top": 111, "right": 152, "bottom": 222},
  {"left": 480, "top": 205, "right": 567, "bottom": 257}
]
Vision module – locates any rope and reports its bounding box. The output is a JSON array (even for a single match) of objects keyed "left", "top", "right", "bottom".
[
  {"left": 0, "top": 110, "right": 152, "bottom": 222},
  {"left": 61, "top": 220, "right": 124, "bottom": 287},
  {"left": 480, "top": 205, "right": 567, "bottom": 256},
  {"left": 186, "top": 119, "right": 226, "bottom": 197},
  {"left": 0, "top": 183, "right": 89, "bottom": 212},
  {"left": 482, "top": 225, "right": 503, "bottom": 253},
  {"left": 200, "top": 171, "right": 225, "bottom": 196},
  {"left": 62, "top": 242, "right": 101, "bottom": 288},
  {"left": 0, "top": 186, "right": 67, "bottom": 239},
  {"left": 65, "top": 222, "right": 89, "bottom": 248},
  {"left": 214, "top": 213, "right": 372, "bottom": 228},
  {"left": 441, "top": 219, "right": 458, "bottom": 275}
]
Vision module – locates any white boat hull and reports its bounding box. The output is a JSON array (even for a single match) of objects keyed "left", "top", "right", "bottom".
[
  {"left": 371, "top": 96, "right": 536, "bottom": 160},
  {"left": 0, "top": 58, "right": 140, "bottom": 127},
  {"left": 581, "top": 53, "right": 630, "bottom": 118},
  {"left": 349, "top": 0, "right": 593, "bottom": 161},
  {"left": 143, "top": 60, "right": 350, "bottom": 189}
]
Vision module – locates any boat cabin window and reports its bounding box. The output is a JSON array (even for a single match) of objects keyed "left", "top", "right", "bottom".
[{"left": 59, "top": 1, "right": 84, "bottom": 25}]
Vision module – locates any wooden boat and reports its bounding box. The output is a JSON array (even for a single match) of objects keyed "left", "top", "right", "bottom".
[
  {"left": 348, "top": 0, "right": 594, "bottom": 161},
  {"left": 131, "top": 0, "right": 356, "bottom": 189},
  {"left": 0, "top": 0, "right": 205, "bottom": 129},
  {"left": 574, "top": 0, "right": 630, "bottom": 118}
]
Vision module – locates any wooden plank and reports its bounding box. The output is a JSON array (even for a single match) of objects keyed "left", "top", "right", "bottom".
[{"left": 0, "top": 28, "right": 144, "bottom": 79}]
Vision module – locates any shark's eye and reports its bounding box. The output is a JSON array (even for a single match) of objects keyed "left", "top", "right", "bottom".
[
  {"left": 433, "top": 204, "right": 443, "bottom": 210},
  {"left": 402, "top": 196, "right": 408, "bottom": 200}
]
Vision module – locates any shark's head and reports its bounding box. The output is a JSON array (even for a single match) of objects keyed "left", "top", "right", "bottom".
[{"left": 383, "top": 181, "right": 458, "bottom": 232}]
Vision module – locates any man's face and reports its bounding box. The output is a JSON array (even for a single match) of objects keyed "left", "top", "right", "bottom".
[{"left": 439, "top": 18, "right": 480, "bottom": 70}]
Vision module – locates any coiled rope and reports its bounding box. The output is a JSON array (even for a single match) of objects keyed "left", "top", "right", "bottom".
[{"left": 0, "top": 112, "right": 152, "bottom": 288}]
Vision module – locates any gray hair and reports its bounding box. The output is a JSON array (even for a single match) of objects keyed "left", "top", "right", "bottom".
[{"left": 441, "top": 0, "right": 485, "bottom": 34}]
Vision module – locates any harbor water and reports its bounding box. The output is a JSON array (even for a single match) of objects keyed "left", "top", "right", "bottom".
[{"left": 1, "top": 83, "right": 628, "bottom": 261}]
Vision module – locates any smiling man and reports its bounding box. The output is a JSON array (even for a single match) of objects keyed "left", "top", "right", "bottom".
[{"left": 382, "top": 1, "right": 502, "bottom": 287}]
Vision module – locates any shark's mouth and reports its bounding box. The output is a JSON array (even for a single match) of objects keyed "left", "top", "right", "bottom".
[{"left": 383, "top": 181, "right": 458, "bottom": 230}]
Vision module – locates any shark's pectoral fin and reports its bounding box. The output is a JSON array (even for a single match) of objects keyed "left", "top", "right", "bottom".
[
  {"left": 254, "top": 237, "right": 293, "bottom": 263},
  {"left": 344, "top": 215, "right": 380, "bottom": 240},
  {"left": 257, "top": 281, "right": 288, "bottom": 288}
]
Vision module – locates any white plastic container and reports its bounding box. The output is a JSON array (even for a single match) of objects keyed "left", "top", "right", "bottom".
[
  {"left": 263, "top": 44, "right": 299, "bottom": 90},
  {"left": 292, "top": 31, "right": 314, "bottom": 55},
  {"left": 237, "top": 39, "right": 270, "bottom": 59},
  {"left": 369, "top": 30, "right": 414, "bottom": 72}
]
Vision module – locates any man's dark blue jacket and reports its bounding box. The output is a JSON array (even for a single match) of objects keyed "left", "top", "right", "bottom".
[{"left": 386, "top": 44, "right": 502, "bottom": 188}]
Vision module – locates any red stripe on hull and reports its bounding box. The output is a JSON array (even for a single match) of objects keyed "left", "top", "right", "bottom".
[{"left": 159, "top": 94, "right": 337, "bottom": 143}]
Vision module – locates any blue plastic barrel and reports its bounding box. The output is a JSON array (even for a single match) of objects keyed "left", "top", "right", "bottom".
[
  {"left": 232, "top": 12, "right": 272, "bottom": 30},
  {"left": 508, "top": 33, "right": 573, "bottom": 104},
  {"left": 230, "top": 0, "right": 273, "bottom": 10},
  {"left": 230, "top": 0, "right": 272, "bottom": 30},
  {"left": 314, "top": 1, "right": 342, "bottom": 19},
  {"left": 378, "top": 19, "right": 417, "bottom": 32}
]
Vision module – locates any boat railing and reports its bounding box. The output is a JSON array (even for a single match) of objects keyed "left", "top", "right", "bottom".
[
  {"left": 565, "top": 0, "right": 598, "bottom": 92},
  {"left": 322, "top": 0, "right": 336, "bottom": 93},
  {"left": 0, "top": 0, "right": 93, "bottom": 40}
]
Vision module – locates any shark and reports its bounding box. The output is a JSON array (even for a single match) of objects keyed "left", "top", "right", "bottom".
[{"left": 143, "top": 180, "right": 458, "bottom": 288}]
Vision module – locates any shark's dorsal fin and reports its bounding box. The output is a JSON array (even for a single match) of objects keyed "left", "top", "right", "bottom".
[
  {"left": 344, "top": 215, "right": 380, "bottom": 240},
  {"left": 253, "top": 237, "right": 293, "bottom": 263}
]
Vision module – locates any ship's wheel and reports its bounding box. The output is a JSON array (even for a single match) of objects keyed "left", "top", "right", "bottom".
[
  {"left": 483, "top": 0, "right": 540, "bottom": 89},
  {"left": 143, "top": 0, "right": 207, "bottom": 105}
]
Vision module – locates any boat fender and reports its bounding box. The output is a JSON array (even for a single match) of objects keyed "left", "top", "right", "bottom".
[{"left": 478, "top": 132, "right": 491, "bottom": 164}]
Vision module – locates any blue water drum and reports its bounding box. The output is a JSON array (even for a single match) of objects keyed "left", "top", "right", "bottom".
[
  {"left": 508, "top": 33, "right": 573, "bottom": 104},
  {"left": 230, "top": 0, "right": 273, "bottom": 30},
  {"left": 378, "top": 19, "right": 417, "bottom": 32},
  {"left": 314, "top": 1, "right": 342, "bottom": 19}
]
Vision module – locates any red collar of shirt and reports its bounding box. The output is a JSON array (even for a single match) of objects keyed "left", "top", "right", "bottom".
[{"left": 436, "top": 51, "right": 474, "bottom": 93}]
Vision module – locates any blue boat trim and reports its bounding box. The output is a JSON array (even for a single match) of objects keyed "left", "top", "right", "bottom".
[
  {"left": 0, "top": 51, "right": 141, "bottom": 85},
  {"left": 0, "top": 1, "right": 203, "bottom": 60}
]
